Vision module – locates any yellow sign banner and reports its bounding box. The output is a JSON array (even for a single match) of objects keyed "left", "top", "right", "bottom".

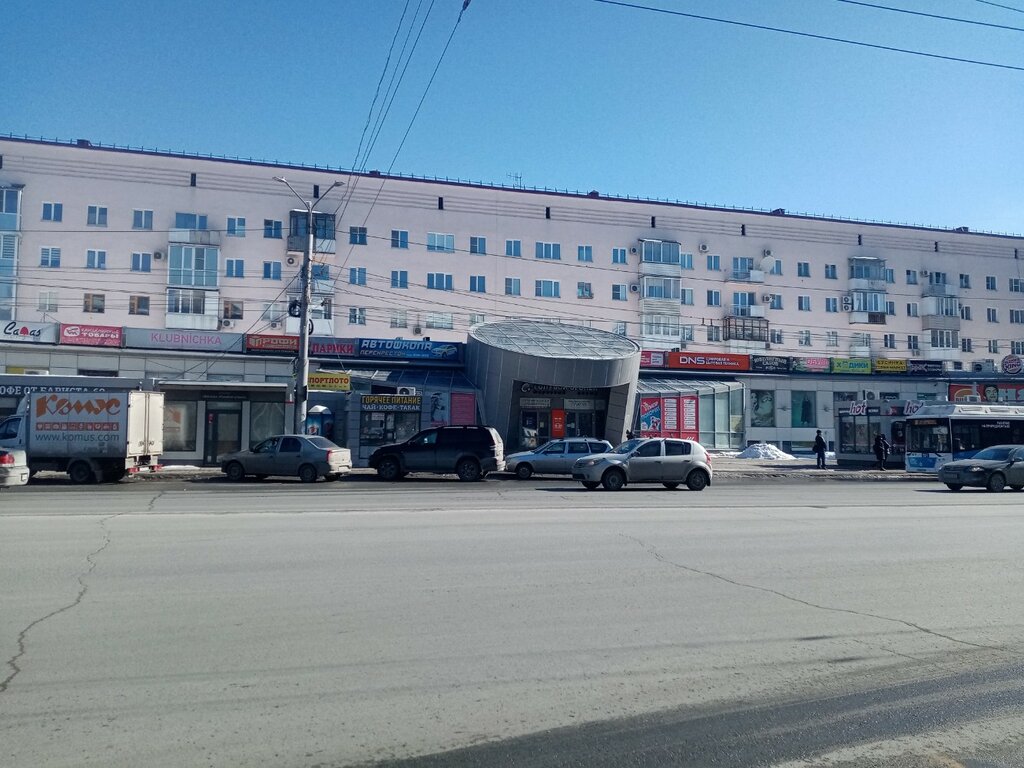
[{"left": 308, "top": 372, "right": 351, "bottom": 391}]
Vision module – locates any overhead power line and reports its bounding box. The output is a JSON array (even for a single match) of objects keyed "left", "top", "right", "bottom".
[
  {"left": 592, "top": 0, "right": 1024, "bottom": 72},
  {"left": 836, "top": 0, "right": 1024, "bottom": 32},
  {"left": 972, "top": 0, "right": 1024, "bottom": 14}
]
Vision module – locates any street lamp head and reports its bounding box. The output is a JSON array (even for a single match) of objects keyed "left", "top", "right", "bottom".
[{"left": 272, "top": 175, "right": 287, "bottom": 183}]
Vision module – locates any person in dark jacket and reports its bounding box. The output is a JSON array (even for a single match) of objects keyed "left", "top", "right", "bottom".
[
  {"left": 813, "top": 430, "right": 827, "bottom": 469},
  {"left": 873, "top": 433, "right": 891, "bottom": 470}
]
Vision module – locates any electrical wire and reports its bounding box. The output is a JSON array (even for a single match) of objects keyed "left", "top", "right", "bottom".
[{"left": 835, "top": 0, "right": 1024, "bottom": 32}]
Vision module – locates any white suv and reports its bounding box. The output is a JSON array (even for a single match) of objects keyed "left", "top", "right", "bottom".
[{"left": 572, "top": 437, "right": 713, "bottom": 491}]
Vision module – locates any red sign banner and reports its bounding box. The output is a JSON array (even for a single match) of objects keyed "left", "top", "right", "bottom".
[
  {"left": 245, "top": 334, "right": 299, "bottom": 352},
  {"left": 551, "top": 409, "right": 566, "bottom": 438},
  {"left": 667, "top": 352, "right": 750, "bottom": 371},
  {"left": 640, "top": 350, "right": 665, "bottom": 368},
  {"left": 59, "top": 323, "right": 123, "bottom": 347}
]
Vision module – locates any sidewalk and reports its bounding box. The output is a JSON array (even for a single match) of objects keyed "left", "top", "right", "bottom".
[{"left": 708, "top": 455, "right": 927, "bottom": 481}]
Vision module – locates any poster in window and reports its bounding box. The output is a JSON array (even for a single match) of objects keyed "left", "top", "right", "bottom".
[
  {"left": 791, "top": 391, "right": 817, "bottom": 428},
  {"left": 750, "top": 390, "right": 775, "bottom": 427},
  {"left": 662, "top": 396, "right": 678, "bottom": 437},
  {"left": 428, "top": 391, "right": 449, "bottom": 427},
  {"left": 639, "top": 397, "right": 662, "bottom": 434},
  {"left": 163, "top": 401, "right": 197, "bottom": 452}
]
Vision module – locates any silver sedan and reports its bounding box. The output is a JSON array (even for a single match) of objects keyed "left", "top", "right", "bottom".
[
  {"left": 221, "top": 435, "right": 352, "bottom": 483},
  {"left": 505, "top": 438, "right": 613, "bottom": 479}
]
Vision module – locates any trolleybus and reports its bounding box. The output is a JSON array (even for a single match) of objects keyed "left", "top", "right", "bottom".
[{"left": 904, "top": 403, "right": 1024, "bottom": 472}]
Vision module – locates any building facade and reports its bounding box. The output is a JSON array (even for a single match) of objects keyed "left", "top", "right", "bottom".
[{"left": 2, "top": 135, "right": 1023, "bottom": 460}]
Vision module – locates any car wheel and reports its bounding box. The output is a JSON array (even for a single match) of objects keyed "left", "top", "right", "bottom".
[
  {"left": 68, "top": 461, "right": 95, "bottom": 485},
  {"left": 377, "top": 457, "right": 402, "bottom": 481},
  {"left": 456, "top": 458, "right": 482, "bottom": 482},
  {"left": 945, "top": 483, "right": 963, "bottom": 491},
  {"left": 686, "top": 470, "right": 710, "bottom": 492},
  {"left": 986, "top": 473, "right": 1006, "bottom": 493},
  {"left": 225, "top": 461, "right": 246, "bottom": 482},
  {"left": 515, "top": 463, "right": 533, "bottom": 480},
  {"left": 663, "top": 482, "right": 680, "bottom": 490},
  {"left": 581, "top": 481, "right": 600, "bottom": 490},
  {"left": 601, "top": 468, "right": 626, "bottom": 491},
  {"left": 299, "top": 464, "right": 319, "bottom": 483}
]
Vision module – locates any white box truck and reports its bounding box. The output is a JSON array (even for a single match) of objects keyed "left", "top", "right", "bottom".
[{"left": 0, "top": 391, "right": 164, "bottom": 483}]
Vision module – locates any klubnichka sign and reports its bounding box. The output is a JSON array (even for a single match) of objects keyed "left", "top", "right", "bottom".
[
  {"left": 360, "top": 394, "right": 422, "bottom": 411},
  {"left": 125, "top": 328, "right": 244, "bottom": 353}
]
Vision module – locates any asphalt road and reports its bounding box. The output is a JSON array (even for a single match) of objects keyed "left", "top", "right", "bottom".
[{"left": 1, "top": 477, "right": 1023, "bottom": 768}]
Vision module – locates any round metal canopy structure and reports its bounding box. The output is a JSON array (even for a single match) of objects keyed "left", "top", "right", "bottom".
[{"left": 469, "top": 319, "right": 640, "bottom": 360}]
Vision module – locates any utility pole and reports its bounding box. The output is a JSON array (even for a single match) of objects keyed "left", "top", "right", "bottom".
[{"left": 272, "top": 176, "right": 343, "bottom": 434}]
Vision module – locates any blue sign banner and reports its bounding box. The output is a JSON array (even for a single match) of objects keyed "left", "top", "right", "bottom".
[{"left": 356, "top": 338, "right": 462, "bottom": 361}]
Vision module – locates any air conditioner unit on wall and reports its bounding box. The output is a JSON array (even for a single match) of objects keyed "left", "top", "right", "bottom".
[
  {"left": 153, "top": 251, "right": 163, "bottom": 260},
  {"left": 630, "top": 246, "right": 638, "bottom": 254},
  {"left": 762, "top": 248, "right": 772, "bottom": 258},
  {"left": 761, "top": 294, "right": 774, "bottom": 303},
  {"left": 629, "top": 284, "right": 640, "bottom": 293},
  {"left": 412, "top": 325, "right": 422, "bottom": 335},
  {"left": 221, "top": 319, "right": 233, "bottom": 328},
  {"left": 699, "top": 243, "right": 709, "bottom": 253},
  {"left": 841, "top": 296, "right": 854, "bottom": 311},
  {"left": 397, "top": 386, "right": 417, "bottom": 395},
  {"left": 287, "top": 256, "right": 297, "bottom": 265}
]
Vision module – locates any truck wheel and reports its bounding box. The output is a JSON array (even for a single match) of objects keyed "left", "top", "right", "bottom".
[
  {"left": 68, "top": 461, "right": 95, "bottom": 485},
  {"left": 225, "top": 462, "right": 246, "bottom": 482},
  {"left": 298, "top": 464, "right": 319, "bottom": 483},
  {"left": 456, "top": 458, "right": 482, "bottom": 482}
]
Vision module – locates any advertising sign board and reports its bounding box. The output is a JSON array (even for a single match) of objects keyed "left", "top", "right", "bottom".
[
  {"left": 357, "top": 338, "right": 461, "bottom": 361},
  {"left": 1, "top": 321, "right": 57, "bottom": 344},
  {"left": 749, "top": 355, "right": 790, "bottom": 373},
  {"left": 125, "top": 328, "right": 244, "bottom": 353},
  {"left": 667, "top": 352, "right": 750, "bottom": 371},
  {"left": 59, "top": 323, "right": 123, "bottom": 348}
]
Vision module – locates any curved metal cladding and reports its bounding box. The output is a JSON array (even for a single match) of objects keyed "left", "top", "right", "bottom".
[{"left": 465, "top": 320, "right": 641, "bottom": 447}]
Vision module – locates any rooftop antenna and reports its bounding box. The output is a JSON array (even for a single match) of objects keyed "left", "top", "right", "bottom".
[{"left": 507, "top": 171, "right": 523, "bottom": 188}]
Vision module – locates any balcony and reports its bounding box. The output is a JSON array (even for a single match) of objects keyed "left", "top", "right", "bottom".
[
  {"left": 639, "top": 297, "right": 680, "bottom": 315},
  {"left": 923, "top": 282, "right": 959, "bottom": 298},
  {"left": 169, "top": 228, "right": 221, "bottom": 246},
  {"left": 921, "top": 314, "right": 961, "bottom": 331},
  {"left": 287, "top": 234, "right": 337, "bottom": 255},
  {"left": 0, "top": 212, "right": 20, "bottom": 232},
  {"left": 849, "top": 311, "right": 887, "bottom": 325},
  {"left": 848, "top": 277, "right": 888, "bottom": 293},
  {"left": 849, "top": 344, "right": 872, "bottom": 357},
  {"left": 729, "top": 269, "right": 765, "bottom": 284},
  {"left": 638, "top": 260, "right": 679, "bottom": 278}
]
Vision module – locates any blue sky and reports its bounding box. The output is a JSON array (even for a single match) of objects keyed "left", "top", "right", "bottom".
[{"left": 6, "top": 0, "right": 1022, "bottom": 233}]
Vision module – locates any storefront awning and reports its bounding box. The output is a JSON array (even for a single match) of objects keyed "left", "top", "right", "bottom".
[{"left": 638, "top": 377, "right": 742, "bottom": 396}]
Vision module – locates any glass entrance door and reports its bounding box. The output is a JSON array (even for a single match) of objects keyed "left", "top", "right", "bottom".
[
  {"left": 565, "top": 411, "right": 594, "bottom": 438},
  {"left": 519, "top": 411, "right": 550, "bottom": 450},
  {"left": 204, "top": 402, "right": 243, "bottom": 465}
]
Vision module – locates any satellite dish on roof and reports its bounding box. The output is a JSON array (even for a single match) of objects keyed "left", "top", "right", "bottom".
[{"left": 760, "top": 254, "right": 776, "bottom": 272}]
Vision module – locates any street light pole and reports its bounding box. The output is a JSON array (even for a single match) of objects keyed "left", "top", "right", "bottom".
[{"left": 272, "top": 176, "right": 342, "bottom": 434}]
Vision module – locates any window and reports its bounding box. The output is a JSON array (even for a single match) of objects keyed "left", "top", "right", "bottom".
[
  {"left": 577, "top": 245, "right": 593, "bottom": 262},
  {"left": 798, "top": 295, "right": 811, "bottom": 311},
  {"left": 1015, "top": 341, "right": 1024, "bottom": 356},
  {"left": 908, "top": 335, "right": 919, "bottom": 351},
  {"left": 989, "top": 339, "right": 1000, "bottom": 354},
  {"left": 288, "top": 212, "right": 335, "bottom": 242},
  {"left": 577, "top": 281, "right": 593, "bottom": 299},
  {"left": 263, "top": 261, "right": 282, "bottom": 280},
  {"left": 131, "top": 252, "right": 151, "bottom": 272},
  {"left": 426, "top": 312, "right": 454, "bottom": 329},
  {"left": 1011, "top": 309, "right": 1024, "bottom": 324},
  {"left": 535, "top": 241, "right": 561, "bottom": 260},
  {"left": 884, "top": 333, "right": 896, "bottom": 349},
  {"left": 86, "top": 249, "right": 106, "bottom": 270},
  {"left": 37, "top": 291, "right": 57, "bottom": 312},
  {"left": 826, "top": 331, "right": 838, "bottom": 347},
  {"left": 349, "top": 267, "right": 367, "bottom": 286},
  {"left": 961, "top": 337, "right": 973, "bottom": 352},
  {"left": 706, "top": 254, "right": 720, "bottom": 271},
  {"left": 175, "top": 212, "right": 207, "bottom": 230},
  {"left": 731, "top": 291, "right": 754, "bottom": 316},
  {"left": 707, "top": 289, "right": 721, "bottom": 306},
  {"left": 390, "top": 309, "right": 407, "bottom": 328},
  {"left": 535, "top": 280, "right": 560, "bottom": 298},
  {"left": 642, "top": 314, "right": 680, "bottom": 337},
  {"left": 505, "top": 277, "right": 521, "bottom": 296},
  {"left": 169, "top": 245, "right": 217, "bottom": 287},
  {"left": 40, "top": 247, "right": 61, "bottom": 268},
  {"left": 681, "top": 288, "right": 694, "bottom": 305},
  {"left": 935, "top": 296, "right": 958, "bottom": 317},
  {"left": 427, "top": 272, "right": 453, "bottom": 291},
  {"left": 129, "top": 295, "right": 149, "bottom": 316},
  {"left": 227, "top": 217, "right": 246, "bottom": 237},
  {"left": 824, "top": 264, "right": 837, "bottom": 279},
  {"left": 612, "top": 247, "right": 627, "bottom": 264},
  {"left": 675, "top": 252, "right": 691, "bottom": 270},
  {"left": 825, "top": 297, "right": 838, "bottom": 313},
  {"left": 988, "top": 307, "right": 998, "bottom": 322},
  {"left": 1011, "top": 278, "right": 1024, "bottom": 293},
  {"left": 770, "top": 328, "right": 783, "bottom": 345},
  {"left": 960, "top": 273, "right": 971, "bottom": 289},
  {"left": 263, "top": 219, "right": 282, "bottom": 239},
  {"left": 469, "top": 313, "right": 486, "bottom": 326},
  {"left": 732, "top": 256, "right": 754, "bottom": 279},
  {"left": 770, "top": 294, "right": 783, "bottom": 310},
  {"left": 167, "top": 288, "right": 206, "bottom": 315},
  {"left": 222, "top": 300, "right": 244, "bottom": 320},
  {"left": 225, "top": 258, "right": 244, "bottom": 278},
  {"left": 681, "top": 325, "right": 694, "bottom": 342},
  {"left": 83, "top": 293, "right": 105, "bottom": 313},
  {"left": 427, "top": 232, "right": 455, "bottom": 252},
  {"left": 614, "top": 321, "right": 627, "bottom": 336},
  {"left": 886, "top": 301, "right": 895, "bottom": 315},
  {"left": 931, "top": 329, "right": 958, "bottom": 349},
  {"left": 986, "top": 276, "right": 997, "bottom": 291},
  {"left": 798, "top": 330, "right": 812, "bottom": 346},
  {"left": 348, "top": 307, "right": 366, "bottom": 325},
  {"left": 612, "top": 284, "right": 627, "bottom": 301},
  {"left": 469, "top": 236, "right": 487, "bottom": 255},
  {"left": 641, "top": 240, "right": 680, "bottom": 265},
  {"left": 960, "top": 305, "right": 972, "bottom": 321},
  {"left": 929, "top": 272, "right": 948, "bottom": 286},
  {"left": 42, "top": 202, "right": 63, "bottom": 222},
  {"left": 852, "top": 332, "right": 871, "bottom": 348},
  {"left": 262, "top": 302, "right": 285, "bottom": 322},
  {"left": 906, "top": 269, "right": 918, "bottom": 285},
  {"left": 391, "top": 270, "right": 408, "bottom": 289},
  {"left": 391, "top": 229, "right": 409, "bottom": 249},
  {"left": 349, "top": 226, "right": 367, "bottom": 245},
  {"left": 797, "top": 262, "right": 810, "bottom": 277},
  {"left": 505, "top": 239, "right": 521, "bottom": 258},
  {"left": 87, "top": 205, "right": 107, "bottom": 226},
  {"left": 907, "top": 302, "right": 919, "bottom": 317},
  {"left": 707, "top": 325, "right": 721, "bottom": 342},
  {"left": 644, "top": 276, "right": 681, "bottom": 300},
  {"left": 132, "top": 209, "right": 153, "bottom": 230},
  {"left": 470, "top": 275, "right": 487, "bottom": 293}
]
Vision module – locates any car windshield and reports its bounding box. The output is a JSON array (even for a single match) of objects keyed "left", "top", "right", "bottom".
[
  {"left": 611, "top": 438, "right": 643, "bottom": 454},
  {"left": 972, "top": 446, "right": 1013, "bottom": 461}
]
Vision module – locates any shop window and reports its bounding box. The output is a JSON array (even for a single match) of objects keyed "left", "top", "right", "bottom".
[
  {"left": 164, "top": 401, "right": 197, "bottom": 452},
  {"left": 791, "top": 391, "right": 816, "bottom": 428},
  {"left": 250, "top": 401, "right": 285, "bottom": 447},
  {"left": 750, "top": 390, "right": 775, "bottom": 427},
  {"left": 360, "top": 411, "right": 421, "bottom": 447}
]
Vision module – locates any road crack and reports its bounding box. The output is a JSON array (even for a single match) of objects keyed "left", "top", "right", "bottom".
[
  {"left": 621, "top": 534, "right": 997, "bottom": 651},
  {"left": 1, "top": 513, "right": 121, "bottom": 694}
]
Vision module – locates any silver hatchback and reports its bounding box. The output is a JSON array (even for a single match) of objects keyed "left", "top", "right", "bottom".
[{"left": 572, "top": 437, "right": 713, "bottom": 491}]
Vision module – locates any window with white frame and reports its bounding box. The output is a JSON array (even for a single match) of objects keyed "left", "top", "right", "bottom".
[
  {"left": 577, "top": 245, "right": 593, "bottom": 262},
  {"left": 1011, "top": 278, "right": 1024, "bottom": 293},
  {"left": 470, "top": 275, "right": 487, "bottom": 293},
  {"left": 426, "top": 312, "right": 453, "bottom": 329},
  {"left": 349, "top": 267, "right": 367, "bottom": 286},
  {"left": 798, "top": 295, "right": 811, "bottom": 311},
  {"left": 169, "top": 245, "right": 217, "bottom": 287},
  {"left": 907, "top": 302, "right": 919, "bottom": 317},
  {"left": 1011, "top": 309, "right": 1024, "bottom": 324},
  {"left": 262, "top": 302, "right": 285, "bottom": 322},
  {"left": 505, "top": 277, "right": 521, "bottom": 296},
  {"left": 961, "top": 337, "right": 973, "bottom": 352},
  {"left": 391, "top": 270, "right": 408, "bottom": 289},
  {"left": 798, "top": 330, "right": 812, "bottom": 346},
  {"left": 263, "top": 219, "right": 282, "bottom": 239},
  {"left": 960, "top": 273, "right": 971, "bottom": 289},
  {"left": 852, "top": 332, "right": 871, "bottom": 347},
  {"left": 263, "top": 261, "right": 282, "bottom": 280},
  {"left": 986, "top": 275, "right": 997, "bottom": 291},
  {"left": 644, "top": 276, "right": 681, "bottom": 300},
  {"left": 87, "top": 205, "right": 107, "bottom": 226},
  {"left": 681, "top": 288, "right": 693, "bottom": 305},
  {"left": 427, "top": 232, "right": 455, "bottom": 252},
  {"left": 469, "top": 313, "right": 486, "bottom": 326},
  {"left": 824, "top": 264, "right": 837, "bottom": 279},
  {"left": 884, "top": 268, "right": 895, "bottom": 283},
  {"left": 1015, "top": 341, "right": 1024, "bottom": 355},
  {"left": 825, "top": 297, "right": 838, "bottom": 313},
  {"left": 931, "top": 329, "right": 958, "bottom": 348},
  {"left": 612, "top": 247, "right": 627, "bottom": 264},
  {"left": 505, "top": 239, "right": 521, "bottom": 257},
  {"left": 886, "top": 300, "right": 895, "bottom": 315},
  {"left": 349, "top": 226, "right": 367, "bottom": 245},
  {"left": 227, "top": 217, "right": 246, "bottom": 237},
  {"left": 826, "top": 331, "right": 838, "bottom": 347},
  {"left": 42, "top": 202, "right": 63, "bottom": 222},
  {"left": 681, "top": 325, "right": 694, "bottom": 342},
  {"left": 132, "top": 209, "right": 153, "bottom": 230},
  {"left": 770, "top": 328, "right": 783, "bottom": 345},
  {"left": 641, "top": 240, "right": 680, "bottom": 265},
  {"left": 707, "top": 325, "right": 721, "bottom": 342},
  {"left": 770, "top": 294, "right": 783, "bottom": 310},
  {"left": 348, "top": 307, "right": 366, "bottom": 325},
  {"left": 613, "top": 321, "right": 627, "bottom": 335},
  {"left": 535, "top": 241, "right": 561, "bottom": 260},
  {"left": 470, "top": 236, "right": 487, "bottom": 255},
  {"left": 535, "top": 279, "right": 560, "bottom": 298},
  {"left": 906, "top": 269, "right": 918, "bottom": 285},
  {"left": 706, "top": 253, "right": 720, "bottom": 271},
  {"left": 225, "top": 258, "right": 244, "bottom": 278},
  {"left": 612, "top": 284, "right": 627, "bottom": 301},
  {"left": 989, "top": 339, "right": 1000, "bottom": 354},
  {"left": 770, "top": 260, "right": 782, "bottom": 276},
  {"left": 929, "top": 272, "right": 948, "bottom": 286},
  {"left": 642, "top": 314, "right": 680, "bottom": 337},
  {"left": 37, "top": 291, "right": 57, "bottom": 312},
  {"left": 680, "top": 252, "right": 694, "bottom": 270},
  {"left": 86, "top": 249, "right": 106, "bottom": 270},
  {"left": 166, "top": 288, "right": 207, "bottom": 315},
  {"left": 987, "top": 307, "right": 998, "bottom": 322},
  {"left": 707, "top": 289, "right": 721, "bottom": 306},
  {"left": 576, "top": 281, "right": 593, "bottom": 299},
  {"left": 960, "top": 305, "right": 972, "bottom": 321},
  {"left": 390, "top": 309, "right": 407, "bottom": 328},
  {"left": 935, "top": 297, "right": 958, "bottom": 317},
  {"left": 391, "top": 230, "right": 409, "bottom": 249},
  {"left": 427, "top": 272, "right": 453, "bottom": 291},
  {"left": 797, "top": 262, "right": 810, "bottom": 277},
  {"left": 131, "top": 252, "right": 151, "bottom": 272},
  {"left": 908, "top": 334, "right": 919, "bottom": 350},
  {"left": 40, "top": 247, "right": 61, "bottom": 268},
  {"left": 884, "top": 333, "right": 896, "bottom": 349}
]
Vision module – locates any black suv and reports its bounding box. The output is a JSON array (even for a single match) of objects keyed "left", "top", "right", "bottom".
[{"left": 369, "top": 425, "right": 505, "bottom": 481}]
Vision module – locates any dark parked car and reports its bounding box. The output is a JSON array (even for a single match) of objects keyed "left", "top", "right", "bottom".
[
  {"left": 369, "top": 425, "right": 505, "bottom": 481},
  {"left": 938, "top": 444, "right": 1024, "bottom": 492},
  {"left": 220, "top": 435, "right": 352, "bottom": 483},
  {"left": 505, "top": 438, "right": 613, "bottom": 479}
]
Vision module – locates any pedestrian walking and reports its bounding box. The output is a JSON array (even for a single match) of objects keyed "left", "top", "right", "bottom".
[
  {"left": 873, "top": 433, "right": 891, "bottom": 470},
  {"left": 813, "top": 429, "right": 827, "bottom": 469}
]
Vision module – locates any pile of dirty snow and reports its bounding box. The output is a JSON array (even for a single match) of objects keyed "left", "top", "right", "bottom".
[{"left": 734, "top": 443, "right": 797, "bottom": 461}]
